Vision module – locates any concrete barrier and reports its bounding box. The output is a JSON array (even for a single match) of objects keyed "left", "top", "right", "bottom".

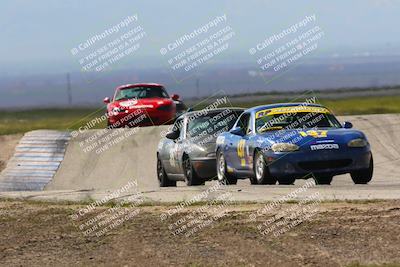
[{"left": 46, "top": 126, "right": 170, "bottom": 191}]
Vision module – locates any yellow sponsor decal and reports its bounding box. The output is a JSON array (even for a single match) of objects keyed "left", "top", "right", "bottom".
[
  {"left": 299, "top": 130, "right": 328, "bottom": 138},
  {"left": 241, "top": 159, "right": 246, "bottom": 167},
  {"left": 255, "top": 106, "right": 330, "bottom": 118},
  {"left": 255, "top": 109, "right": 271, "bottom": 119},
  {"left": 237, "top": 140, "right": 246, "bottom": 158}
]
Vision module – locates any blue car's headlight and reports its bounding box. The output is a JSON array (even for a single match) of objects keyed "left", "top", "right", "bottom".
[
  {"left": 271, "top": 143, "right": 299, "bottom": 152},
  {"left": 348, "top": 138, "right": 368, "bottom": 148}
]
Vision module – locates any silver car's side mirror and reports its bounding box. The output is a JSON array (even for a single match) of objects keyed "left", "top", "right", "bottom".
[{"left": 166, "top": 131, "right": 180, "bottom": 140}]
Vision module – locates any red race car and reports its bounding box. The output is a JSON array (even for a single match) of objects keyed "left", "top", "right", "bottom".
[{"left": 103, "top": 83, "right": 184, "bottom": 127}]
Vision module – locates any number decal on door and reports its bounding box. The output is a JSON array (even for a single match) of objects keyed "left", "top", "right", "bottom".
[{"left": 237, "top": 140, "right": 246, "bottom": 158}]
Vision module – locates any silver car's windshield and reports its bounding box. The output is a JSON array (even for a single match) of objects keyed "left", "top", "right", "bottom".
[{"left": 186, "top": 110, "right": 242, "bottom": 143}]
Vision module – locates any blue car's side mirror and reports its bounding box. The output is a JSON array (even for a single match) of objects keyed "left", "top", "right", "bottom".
[
  {"left": 343, "top": 121, "right": 353, "bottom": 129},
  {"left": 230, "top": 127, "right": 245, "bottom": 136}
]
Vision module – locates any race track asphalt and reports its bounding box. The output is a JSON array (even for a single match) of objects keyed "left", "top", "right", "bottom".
[{"left": 1, "top": 114, "right": 399, "bottom": 202}]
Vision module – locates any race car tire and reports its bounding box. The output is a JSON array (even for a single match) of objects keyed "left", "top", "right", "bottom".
[
  {"left": 183, "top": 156, "right": 204, "bottom": 186},
  {"left": 157, "top": 156, "right": 176, "bottom": 187},
  {"left": 351, "top": 156, "right": 373, "bottom": 184},
  {"left": 252, "top": 150, "right": 277, "bottom": 185},
  {"left": 314, "top": 176, "right": 333, "bottom": 185},
  {"left": 216, "top": 151, "right": 238, "bottom": 185},
  {"left": 277, "top": 176, "right": 296, "bottom": 185}
]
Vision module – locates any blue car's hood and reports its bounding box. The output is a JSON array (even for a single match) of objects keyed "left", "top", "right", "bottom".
[{"left": 256, "top": 127, "right": 366, "bottom": 148}]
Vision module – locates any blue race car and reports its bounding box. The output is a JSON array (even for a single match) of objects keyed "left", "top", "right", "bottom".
[{"left": 215, "top": 103, "right": 373, "bottom": 185}]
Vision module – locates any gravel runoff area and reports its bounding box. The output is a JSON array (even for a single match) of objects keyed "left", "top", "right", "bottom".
[{"left": 0, "top": 200, "right": 400, "bottom": 266}]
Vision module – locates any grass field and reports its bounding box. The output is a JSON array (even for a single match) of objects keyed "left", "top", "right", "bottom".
[
  {"left": 0, "top": 107, "right": 108, "bottom": 135},
  {"left": 0, "top": 95, "right": 400, "bottom": 135}
]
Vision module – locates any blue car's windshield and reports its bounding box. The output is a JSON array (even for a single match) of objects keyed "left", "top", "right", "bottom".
[{"left": 256, "top": 112, "right": 341, "bottom": 133}]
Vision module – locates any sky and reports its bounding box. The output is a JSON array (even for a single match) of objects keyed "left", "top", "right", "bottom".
[{"left": 0, "top": 0, "right": 399, "bottom": 74}]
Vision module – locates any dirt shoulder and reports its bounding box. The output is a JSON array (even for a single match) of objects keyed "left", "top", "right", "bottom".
[
  {"left": 0, "top": 134, "right": 22, "bottom": 172},
  {"left": 0, "top": 200, "right": 399, "bottom": 267}
]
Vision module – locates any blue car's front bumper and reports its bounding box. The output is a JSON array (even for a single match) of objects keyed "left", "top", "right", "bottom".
[{"left": 265, "top": 147, "right": 372, "bottom": 178}]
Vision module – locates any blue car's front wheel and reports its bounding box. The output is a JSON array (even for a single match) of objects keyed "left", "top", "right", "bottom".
[
  {"left": 251, "top": 150, "right": 277, "bottom": 185},
  {"left": 216, "top": 151, "right": 237, "bottom": 185},
  {"left": 351, "top": 155, "right": 373, "bottom": 184}
]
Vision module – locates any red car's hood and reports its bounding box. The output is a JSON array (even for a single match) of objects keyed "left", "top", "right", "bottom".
[{"left": 111, "top": 98, "right": 174, "bottom": 109}]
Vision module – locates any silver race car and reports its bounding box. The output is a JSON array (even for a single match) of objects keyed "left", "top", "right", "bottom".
[{"left": 157, "top": 108, "right": 244, "bottom": 186}]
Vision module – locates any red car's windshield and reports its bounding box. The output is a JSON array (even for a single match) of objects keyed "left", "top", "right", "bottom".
[{"left": 115, "top": 86, "right": 169, "bottom": 101}]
